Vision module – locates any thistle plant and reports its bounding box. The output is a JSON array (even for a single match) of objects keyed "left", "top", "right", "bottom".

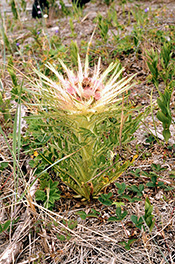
[{"left": 29, "top": 50, "right": 142, "bottom": 200}]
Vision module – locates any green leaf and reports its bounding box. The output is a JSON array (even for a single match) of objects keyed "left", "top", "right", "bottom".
[
  {"left": 68, "top": 220, "right": 78, "bottom": 230},
  {"left": 75, "top": 211, "right": 87, "bottom": 220},
  {"left": 115, "top": 182, "right": 126, "bottom": 195},
  {"left": 98, "top": 192, "right": 113, "bottom": 206},
  {"left": 114, "top": 207, "right": 128, "bottom": 220},
  {"left": 157, "top": 111, "right": 170, "bottom": 123},
  {"left": 49, "top": 179, "right": 59, "bottom": 189},
  {"left": 57, "top": 234, "right": 66, "bottom": 241},
  {"left": 127, "top": 184, "right": 144, "bottom": 196},
  {"left": 120, "top": 194, "right": 142, "bottom": 202},
  {"left": 130, "top": 215, "right": 138, "bottom": 224},
  {"left": 157, "top": 181, "right": 164, "bottom": 187},
  {"left": 131, "top": 215, "right": 143, "bottom": 229},
  {"left": 35, "top": 190, "right": 46, "bottom": 201},
  {"left": 108, "top": 216, "right": 118, "bottom": 221},
  {"left": 144, "top": 197, "right": 155, "bottom": 231},
  {"left": 0, "top": 162, "right": 9, "bottom": 171},
  {"left": 112, "top": 202, "right": 125, "bottom": 207},
  {"left": 2, "top": 220, "right": 11, "bottom": 231},
  {"left": 146, "top": 182, "right": 155, "bottom": 188},
  {"left": 121, "top": 210, "right": 128, "bottom": 219},
  {"left": 163, "top": 129, "right": 171, "bottom": 142},
  {"left": 49, "top": 190, "right": 61, "bottom": 203}
]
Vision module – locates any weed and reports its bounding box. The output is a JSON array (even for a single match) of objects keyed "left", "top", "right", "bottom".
[
  {"left": 35, "top": 178, "right": 61, "bottom": 209},
  {"left": 144, "top": 197, "right": 155, "bottom": 231},
  {"left": 0, "top": 162, "right": 9, "bottom": 171},
  {"left": 0, "top": 220, "right": 11, "bottom": 234},
  {"left": 10, "top": 0, "right": 19, "bottom": 20},
  {"left": 129, "top": 168, "right": 141, "bottom": 178},
  {"left": 115, "top": 182, "right": 143, "bottom": 202},
  {"left": 98, "top": 192, "right": 113, "bottom": 206},
  {"left": 127, "top": 184, "right": 144, "bottom": 197},
  {"left": 119, "top": 238, "right": 137, "bottom": 250},
  {"left": 151, "top": 163, "right": 167, "bottom": 172},
  {"left": 131, "top": 197, "right": 155, "bottom": 232},
  {"left": 70, "top": 40, "right": 79, "bottom": 67},
  {"left": 115, "top": 182, "right": 126, "bottom": 195},
  {"left": 108, "top": 206, "right": 128, "bottom": 221},
  {"left": 145, "top": 134, "right": 157, "bottom": 145},
  {"left": 146, "top": 43, "right": 174, "bottom": 142},
  {"left": 120, "top": 194, "right": 142, "bottom": 203},
  {"left": 56, "top": 219, "right": 78, "bottom": 241},
  {"left": 75, "top": 209, "right": 101, "bottom": 220},
  {"left": 142, "top": 170, "right": 164, "bottom": 189},
  {"left": 104, "top": 0, "right": 114, "bottom": 6},
  {"left": 0, "top": 91, "right": 11, "bottom": 121},
  {"left": 69, "top": 18, "right": 77, "bottom": 37},
  {"left": 97, "top": 14, "right": 109, "bottom": 42},
  {"left": 130, "top": 215, "right": 144, "bottom": 230},
  {"left": 59, "top": 0, "right": 70, "bottom": 16}
]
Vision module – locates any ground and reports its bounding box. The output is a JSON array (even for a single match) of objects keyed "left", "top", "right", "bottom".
[{"left": 0, "top": 0, "right": 174, "bottom": 263}]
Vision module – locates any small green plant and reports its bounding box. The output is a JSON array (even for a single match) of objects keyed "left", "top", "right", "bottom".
[
  {"left": 146, "top": 43, "right": 174, "bottom": 142},
  {"left": 156, "top": 89, "right": 172, "bottom": 142},
  {"left": 130, "top": 215, "right": 144, "bottom": 230},
  {"left": 75, "top": 209, "right": 101, "bottom": 220},
  {"left": 145, "top": 134, "right": 157, "bottom": 145},
  {"left": 130, "top": 7, "right": 150, "bottom": 53},
  {"left": 143, "top": 197, "right": 155, "bottom": 232},
  {"left": 104, "top": 0, "right": 114, "bottom": 5},
  {"left": 108, "top": 206, "right": 128, "bottom": 221},
  {"left": 115, "top": 182, "right": 126, "bottom": 195},
  {"left": 10, "top": 0, "right": 19, "bottom": 20},
  {"left": 35, "top": 177, "right": 61, "bottom": 209},
  {"left": 98, "top": 192, "right": 113, "bottom": 206},
  {"left": 0, "top": 162, "right": 9, "bottom": 171},
  {"left": 151, "top": 163, "right": 167, "bottom": 172},
  {"left": 119, "top": 238, "right": 137, "bottom": 250},
  {"left": 129, "top": 168, "right": 141, "bottom": 178},
  {"left": 131, "top": 197, "right": 155, "bottom": 232},
  {"left": 0, "top": 220, "right": 11, "bottom": 234},
  {"left": 56, "top": 219, "right": 78, "bottom": 241},
  {"left": 20, "top": 0, "right": 26, "bottom": 12},
  {"left": 0, "top": 14, "right": 12, "bottom": 54},
  {"left": 69, "top": 18, "right": 77, "bottom": 37},
  {"left": 71, "top": 1, "right": 83, "bottom": 20},
  {"left": 169, "top": 171, "right": 175, "bottom": 179},
  {"left": 120, "top": 194, "right": 142, "bottom": 203},
  {"left": 70, "top": 40, "right": 79, "bottom": 66},
  {"left": 115, "top": 182, "right": 142, "bottom": 202},
  {"left": 97, "top": 14, "right": 109, "bottom": 42},
  {"left": 0, "top": 91, "right": 11, "bottom": 121},
  {"left": 142, "top": 171, "right": 164, "bottom": 189},
  {"left": 59, "top": 0, "right": 70, "bottom": 16},
  {"left": 127, "top": 184, "right": 144, "bottom": 197},
  {"left": 146, "top": 48, "right": 159, "bottom": 87},
  {"left": 131, "top": 7, "right": 149, "bottom": 28}
]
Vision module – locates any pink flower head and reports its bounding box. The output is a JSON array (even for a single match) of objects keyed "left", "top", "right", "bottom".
[{"left": 36, "top": 54, "right": 134, "bottom": 115}]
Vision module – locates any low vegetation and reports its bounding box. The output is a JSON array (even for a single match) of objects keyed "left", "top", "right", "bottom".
[{"left": 0, "top": 0, "right": 174, "bottom": 263}]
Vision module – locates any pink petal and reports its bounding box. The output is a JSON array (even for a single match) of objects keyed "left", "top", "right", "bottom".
[{"left": 94, "top": 92, "right": 101, "bottom": 100}]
